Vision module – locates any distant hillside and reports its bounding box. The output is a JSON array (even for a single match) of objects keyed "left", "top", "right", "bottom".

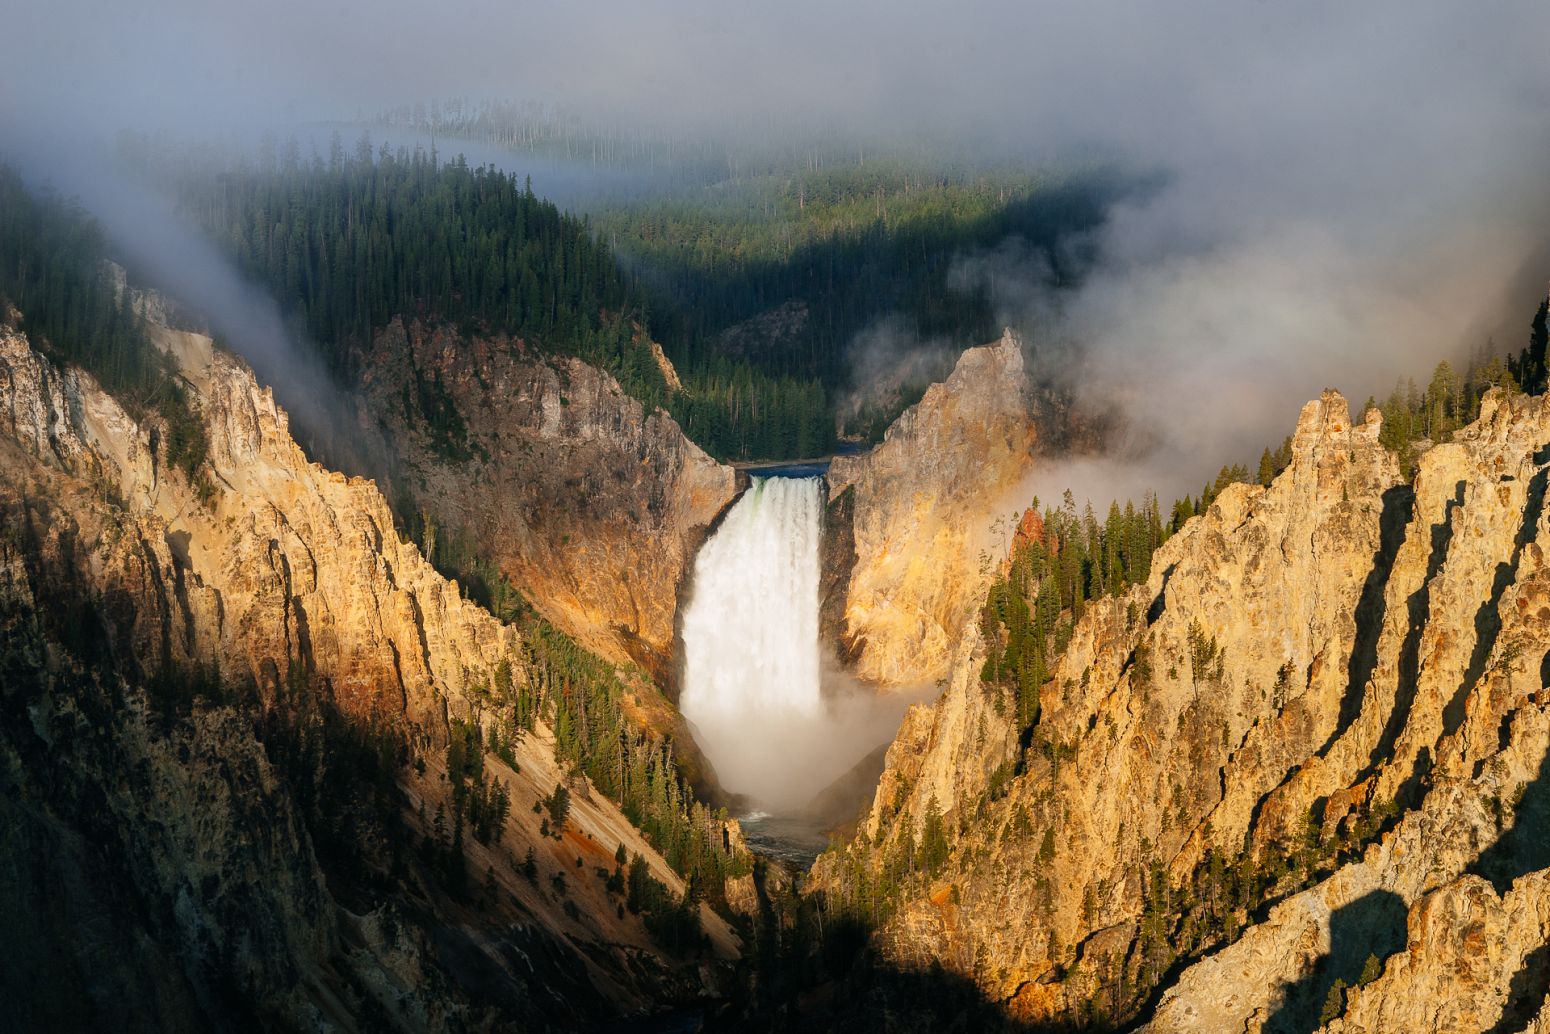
[
  {"left": 363, "top": 109, "right": 1147, "bottom": 439},
  {"left": 160, "top": 144, "right": 832, "bottom": 460}
]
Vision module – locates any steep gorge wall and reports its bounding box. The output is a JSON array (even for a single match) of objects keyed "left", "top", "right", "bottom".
[
  {"left": 827, "top": 329, "right": 1037, "bottom": 686},
  {"left": 359, "top": 319, "right": 738, "bottom": 685},
  {"left": 813, "top": 387, "right": 1550, "bottom": 1032},
  {"left": 0, "top": 316, "right": 738, "bottom": 1029}
]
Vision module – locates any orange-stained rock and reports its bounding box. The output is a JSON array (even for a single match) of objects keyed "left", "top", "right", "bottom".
[{"left": 828, "top": 329, "right": 1037, "bottom": 687}]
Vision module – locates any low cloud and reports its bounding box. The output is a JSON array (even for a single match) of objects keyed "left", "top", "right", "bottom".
[{"left": 839, "top": 316, "right": 958, "bottom": 437}]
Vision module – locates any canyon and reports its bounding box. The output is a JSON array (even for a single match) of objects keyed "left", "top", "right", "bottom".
[
  {"left": 8, "top": 1, "right": 1545, "bottom": 1025},
  {"left": 4, "top": 287, "right": 1549, "bottom": 1032}
]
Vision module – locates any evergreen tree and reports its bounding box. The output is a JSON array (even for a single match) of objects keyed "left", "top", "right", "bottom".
[
  {"left": 1511, "top": 297, "right": 1549, "bottom": 395},
  {"left": 919, "top": 797, "right": 950, "bottom": 876},
  {"left": 546, "top": 783, "right": 571, "bottom": 830},
  {"left": 1257, "top": 448, "right": 1276, "bottom": 486}
]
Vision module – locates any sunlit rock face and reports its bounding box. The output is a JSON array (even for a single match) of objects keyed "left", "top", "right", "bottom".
[
  {"left": 815, "top": 385, "right": 1550, "bottom": 1031},
  {"left": 827, "top": 329, "right": 1037, "bottom": 687},
  {"left": 361, "top": 318, "right": 738, "bottom": 684},
  {"left": 0, "top": 313, "right": 739, "bottom": 1028}
]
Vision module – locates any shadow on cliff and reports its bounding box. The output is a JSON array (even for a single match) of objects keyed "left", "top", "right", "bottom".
[
  {"left": 1363, "top": 481, "right": 1462, "bottom": 778},
  {"left": 1446, "top": 451, "right": 1550, "bottom": 740},
  {"left": 1467, "top": 740, "right": 1550, "bottom": 1034},
  {"left": 1322, "top": 483, "right": 1415, "bottom": 760},
  {"left": 1472, "top": 737, "right": 1550, "bottom": 893},
  {"left": 1262, "top": 890, "right": 1407, "bottom": 1034},
  {"left": 698, "top": 863, "right": 1103, "bottom": 1034},
  {"left": 705, "top": 922, "right": 1080, "bottom": 1034}
]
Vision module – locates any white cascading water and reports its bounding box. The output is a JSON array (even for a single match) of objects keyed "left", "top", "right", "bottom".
[{"left": 680, "top": 476, "right": 823, "bottom": 807}]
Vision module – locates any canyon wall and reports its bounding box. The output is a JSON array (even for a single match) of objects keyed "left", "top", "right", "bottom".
[
  {"left": 827, "top": 329, "right": 1037, "bottom": 686},
  {"left": 360, "top": 319, "right": 738, "bottom": 684},
  {"left": 0, "top": 313, "right": 738, "bottom": 1029},
  {"left": 813, "top": 387, "right": 1550, "bottom": 1032}
]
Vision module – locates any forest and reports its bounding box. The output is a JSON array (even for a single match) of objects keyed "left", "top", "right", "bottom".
[
  {"left": 334, "top": 114, "right": 1140, "bottom": 442},
  {"left": 588, "top": 160, "right": 1128, "bottom": 387},
  {"left": 171, "top": 142, "right": 645, "bottom": 386},
  {"left": 161, "top": 140, "right": 833, "bottom": 460}
]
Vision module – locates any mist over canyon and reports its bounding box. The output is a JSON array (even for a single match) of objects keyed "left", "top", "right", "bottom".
[{"left": 4, "top": 2, "right": 1550, "bottom": 1032}]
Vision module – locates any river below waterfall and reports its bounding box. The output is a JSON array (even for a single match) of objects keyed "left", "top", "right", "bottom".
[
  {"left": 736, "top": 812, "right": 833, "bottom": 869},
  {"left": 679, "top": 472, "right": 920, "bottom": 865}
]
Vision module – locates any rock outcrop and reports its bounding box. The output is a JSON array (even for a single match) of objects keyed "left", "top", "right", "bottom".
[
  {"left": 360, "top": 319, "right": 737, "bottom": 684},
  {"left": 827, "top": 329, "right": 1036, "bottom": 686},
  {"left": 715, "top": 299, "right": 810, "bottom": 363},
  {"left": 0, "top": 316, "right": 740, "bottom": 1029},
  {"left": 812, "top": 386, "right": 1550, "bottom": 1031}
]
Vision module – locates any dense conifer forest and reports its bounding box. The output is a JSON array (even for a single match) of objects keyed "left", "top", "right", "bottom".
[
  {"left": 587, "top": 162, "right": 1124, "bottom": 387},
  {"left": 173, "top": 142, "right": 645, "bottom": 385},
  {"left": 163, "top": 141, "right": 833, "bottom": 460},
  {"left": 303, "top": 114, "right": 1137, "bottom": 445}
]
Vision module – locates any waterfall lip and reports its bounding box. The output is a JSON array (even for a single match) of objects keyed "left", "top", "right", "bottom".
[{"left": 740, "top": 459, "right": 831, "bottom": 479}]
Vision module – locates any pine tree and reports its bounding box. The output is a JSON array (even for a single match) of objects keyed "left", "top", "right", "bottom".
[
  {"left": 1257, "top": 448, "right": 1276, "bottom": 486},
  {"left": 1319, "top": 979, "right": 1348, "bottom": 1024},
  {"left": 1512, "top": 297, "right": 1549, "bottom": 395},
  {"left": 546, "top": 783, "right": 571, "bottom": 831},
  {"left": 920, "top": 797, "right": 950, "bottom": 876}
]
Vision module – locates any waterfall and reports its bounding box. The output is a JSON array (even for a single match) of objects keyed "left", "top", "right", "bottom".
[{"left": 680, "top": 475, "right": 824, "bottom": 805}]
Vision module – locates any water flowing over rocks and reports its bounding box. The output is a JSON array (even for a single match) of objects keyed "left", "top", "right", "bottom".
[{"left": 680, "top": 475, "right": 824, "bottom": 806}]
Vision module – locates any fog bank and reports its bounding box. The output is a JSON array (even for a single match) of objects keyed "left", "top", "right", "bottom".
[{"left": 4, "top": 0, "right": 1549, "bottom": 520}]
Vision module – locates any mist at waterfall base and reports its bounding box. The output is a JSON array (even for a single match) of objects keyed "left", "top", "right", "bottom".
[{"left": 679, "top": 476, "right": 921, "bottom": 852}]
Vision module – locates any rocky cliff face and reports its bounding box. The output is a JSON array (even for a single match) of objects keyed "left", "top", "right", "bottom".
[
  {"left": 827, "top": 329, "right": 1037, "bottom": 686},
  {"left": 1143, "top": 694, "right": 1550, "bottom": 1033},
  {"left": 360, "top": 319, "right": 737, "bottom": 685},
  {"left": 812, "top": 387, "right": 1550, "bottom": 1032},
  {"left": 0, "top": 316, "right": 739, "bottom": 1030}
]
